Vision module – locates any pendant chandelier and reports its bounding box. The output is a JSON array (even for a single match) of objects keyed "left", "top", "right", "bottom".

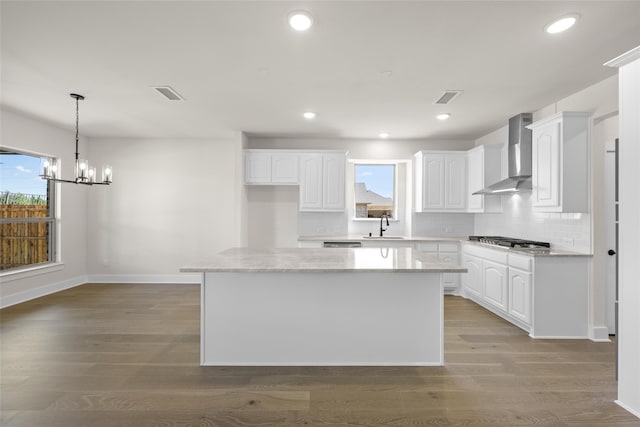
[{"left": 40, "top": 93, "right": 112, "bottom": 185}]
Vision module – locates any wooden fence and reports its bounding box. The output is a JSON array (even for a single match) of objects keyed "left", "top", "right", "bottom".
[{"left": 0, "top": 205, "right": 49, "bottom": 270}]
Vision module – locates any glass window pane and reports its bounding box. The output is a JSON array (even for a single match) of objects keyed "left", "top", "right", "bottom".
[
  {"left": 0, "top": 149, "right": 54, "bottom": 270},
  {"left": 354, "top": 164, "right": 395, "bottom": 218},
  {"left": 0, "top": 151, "right": 48, "bottom": 208}
]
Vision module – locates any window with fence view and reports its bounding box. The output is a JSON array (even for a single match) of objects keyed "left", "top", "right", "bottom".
[{"left": 0, "top": 148, "right": 55, "bottom": 271}]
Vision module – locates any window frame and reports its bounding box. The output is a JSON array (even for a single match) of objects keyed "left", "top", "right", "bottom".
[
  {"left": 0, "top": 146, "right": 59, "bottom": 275},
  {"left": 352, "top": 162, "right": 398, "bottom": 221}
]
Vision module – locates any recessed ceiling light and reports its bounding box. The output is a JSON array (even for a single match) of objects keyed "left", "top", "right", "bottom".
[
  {"left": 379, "top": 132, "right": 390, "bottom": 139},
  {"left": 545, "top": 14, "right": 579, "bottom": 34},
  {"left": 436, "top": 113, "right": 451, "bottom": 121},
  {"left": 303, "top": 112, "right": 316, "bottom": 119},
  {"left": 288, "top": 11, "right": 313, "bottom": 31}
]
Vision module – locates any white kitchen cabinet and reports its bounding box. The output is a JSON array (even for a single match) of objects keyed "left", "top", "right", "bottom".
[
  {"left": 299, "top": 152, "right": 346, "bottom": 212},
  {"left": 508, "top": 267, "right": 532, "bottom": 325},
  {"left": 461, "top": 243, "right": 589, "bottom": 339},
  {"left": 528, "top": 112, "right": 591, "bottom": 213},
  {"left": 244, "top": 150, "right": 299, "bottom": 185},
  {"left": 461, "top": 253, "right": 482, "bottom": 298},
  {"left": 466, "top": 144, "right": 503, "bottom": 213},
  {"left": 417, "top": 242, "right": 461, "bottom": 293},
  {"left": 414, "top": 151, "right": 466, "bottom": 212},
  {"left": 483, "top": 260, "right": 508, "bottom": 312}
]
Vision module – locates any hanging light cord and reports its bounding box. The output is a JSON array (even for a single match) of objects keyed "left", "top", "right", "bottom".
[{"left": 74, "top": 94, "right": 80, "bottom": 162}]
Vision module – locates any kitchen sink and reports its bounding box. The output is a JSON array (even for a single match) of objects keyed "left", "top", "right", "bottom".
[{"left": 362, "top": 236, "right": 406, "bottom": 240}]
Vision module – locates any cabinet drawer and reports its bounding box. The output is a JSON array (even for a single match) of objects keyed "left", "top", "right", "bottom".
[
  {"left": 508, "top": 254, "right": 533, "bottom": 271},
  {"left": 464, "top": 244, "right": 507, "bottom": 264},
  {"left": 438, "top": 242, "right": 459, "bottom": 253}
]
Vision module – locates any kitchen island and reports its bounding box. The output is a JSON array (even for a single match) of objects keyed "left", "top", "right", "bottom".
[{"left": 181, "top": 247, "right": 466, "bottom": 366}]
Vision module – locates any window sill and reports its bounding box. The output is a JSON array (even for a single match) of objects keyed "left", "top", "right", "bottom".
[
  {"left": 352, "top": 218, "right": 399, "bottom": 222},
  {"left": 0, "top": 262, "right": 64, "bottom": 283}
]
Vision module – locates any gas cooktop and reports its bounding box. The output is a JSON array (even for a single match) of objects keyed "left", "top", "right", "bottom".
[{"left": 468, "top": 236, "right": 551, "bottom": 249}]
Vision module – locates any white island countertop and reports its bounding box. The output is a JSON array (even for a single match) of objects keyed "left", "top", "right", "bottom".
[{"left": 180, "top": 247, "right": 467, "bottom": 273}]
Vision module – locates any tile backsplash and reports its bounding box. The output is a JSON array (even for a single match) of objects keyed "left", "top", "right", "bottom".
[
  {"left": 412, "top": 213, "right": 475, "bottom": 238},
  {"left": 474, "top": 192, "right": 591, "bottom": 253}
]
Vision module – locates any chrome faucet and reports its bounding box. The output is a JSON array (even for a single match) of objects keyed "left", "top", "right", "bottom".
[{"left": 379, "top": 213, "right": 390, "bottom": 237}]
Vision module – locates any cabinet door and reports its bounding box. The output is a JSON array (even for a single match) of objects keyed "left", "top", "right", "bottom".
[
  {"left": 322, "top": 154, "right": 345, "bottom": 210},
  {"left": 299, "top": 155, "right": 323, "bottom": 210},
  {"left": 461, "top": 254, "right": 482, "bottom": 298},
  {"left": 483, "top": 260, "right": 508, "bottom": 312},
  {"left": 532, "top": 120, "right": 561, "bottom": 209},
  {"left": 244, "top": 152, "right": 272, "bottom": 184},
  {"left": 508, "top": 268, "right": 532, "bottom": 324},
  {"left": 439, "top": 253, "right": 459, "bottom": 291},
  {"left": 271, "top": 154, "right": 298, "bottom": 184},
  {"left": 467, "top": 148, "right": 484, "bottom": 211},
  {"left": 445, "top": 154, "right": 466, "bottom": 209},
  {"left": 422, "top": 154, "right": 445, "bottom": 209}
]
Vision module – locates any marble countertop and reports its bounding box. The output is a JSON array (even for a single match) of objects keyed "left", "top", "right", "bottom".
[
  {"left": 298, "top": 235, "right": 464, "bottom": 242},
  {"left": 298, "top": 235, "right": 591, "bottom": 257},
  {"left": 461, "top": 240, "right": 592, "bottom": 257},
  {"left": 180, "top": 247, "right": 467, "bottom": 273}
]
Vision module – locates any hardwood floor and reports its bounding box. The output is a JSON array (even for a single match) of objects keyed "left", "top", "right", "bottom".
[{"left": 1, "top": 283, "right": 638, "bottom": 426}]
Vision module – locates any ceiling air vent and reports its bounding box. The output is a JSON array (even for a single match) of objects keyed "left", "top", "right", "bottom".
[
  {"left": 152, "top": 86, "right": 184, "bottom": 101},
  {"left": 434, "top": 90, "right": 463, "bottom": 105}
]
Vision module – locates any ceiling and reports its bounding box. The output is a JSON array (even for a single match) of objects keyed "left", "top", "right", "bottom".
[{"left": 2, "top": 1, "right": 640, "bottom": 141}]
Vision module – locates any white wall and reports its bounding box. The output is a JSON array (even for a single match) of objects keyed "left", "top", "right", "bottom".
[
  {"left": 0, "top": 109, "right": 89, "bottom": 307},
  {"left": 86, "top": 135, "right": 244, "bottom": 280},
  {"left": 246, "top": 137, "right": 475, "bottom": 245}
]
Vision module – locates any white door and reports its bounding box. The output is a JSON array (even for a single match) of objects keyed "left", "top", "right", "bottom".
[
  {"left": 299, "top": 155, "right": 323, "bottom": 210},
  {"left": 467, "top": 148, "right": 484, "bottom": 211},
  {"left": 532, "top": 120, "right": 561, "bottom": 209},
  {"left": 322, "top": 154, "right": 345, "bottom": 210},
  {"left": 271, "top": 154, "right": 298, "bottom": 184},
  {"left": 245, "top": 152, "right": 271, "bottom": 184},
  {"left": 423, "top": 154, "right": 445, "bottom": 209},
  {"left": 461, "top": 254, "right": 482, "bottom": 297},
  {"left": 445, "top": 154, "right": 466, "bottom": 209},
  {"left": 483, "top": 260, "right": 508, "bottom": 311},
  {"left": 605, "top": 140, "right": 618, "bottom": 334},
  {"left": 508, "top": 268, "right": 532, "bottom": 324}
]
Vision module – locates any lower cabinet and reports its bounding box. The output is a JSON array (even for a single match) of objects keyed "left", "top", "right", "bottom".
[
  {"left": 417, "top": 242, "right": 460, "bottom": 294},
  {"left": 461, "top": 243, "right": 588, "bottom": 339},
  {"left": 461, "top": 254, "right": 482, "bottom": 298},
  {"left": 508, "top": 268, "right": 532, "bottom": 325}
]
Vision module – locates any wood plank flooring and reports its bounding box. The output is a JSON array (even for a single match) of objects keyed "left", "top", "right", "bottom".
[{"left": 1, "top": 283, "right": 638, "bottom": 426}]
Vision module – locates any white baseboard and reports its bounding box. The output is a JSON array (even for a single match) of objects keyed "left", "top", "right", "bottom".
[
  {"left": 589, "top": 326, "right": 612, "bottom": 342},
  {"left": 0, "top": 275, "right": 88, "bottom": 309},
  {"left": 615, "top": 400, "right": 640, "bottom": 419},
  {"left": 87, "top": 274, "right": 201, "bottom": 284}
]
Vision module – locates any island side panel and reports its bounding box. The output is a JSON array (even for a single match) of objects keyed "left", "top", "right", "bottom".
[{"left": 201, "top": 272, "right": 443, "bottom": 366}]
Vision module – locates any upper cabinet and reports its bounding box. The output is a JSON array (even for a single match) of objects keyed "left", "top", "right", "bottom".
[
  {"left": 415, "top": 151, "right": 466, "bottom": 212},
  {"left": 299, "top": 152, "right": 346, "bottom": 212},
  {"left": 466, "top": 144, "right": 503, "bottom": 213},
  {"left": 244, "top": 150, "right": 299, "bottom": 185},
  {"left": 527, "top": 112, "right": 591, "bottom": 213}
]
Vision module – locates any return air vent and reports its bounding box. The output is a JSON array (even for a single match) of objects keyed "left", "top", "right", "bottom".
[
  {"left": 434, "top": 90, "right": 463, "bottom": 105},
  {"left": 152, "top": 86, "right": 184, "bottom": 101}
]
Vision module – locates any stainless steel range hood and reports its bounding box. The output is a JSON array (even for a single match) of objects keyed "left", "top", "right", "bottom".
[{"left": 473, "top": 113, "right": 533, "bottom": 195}]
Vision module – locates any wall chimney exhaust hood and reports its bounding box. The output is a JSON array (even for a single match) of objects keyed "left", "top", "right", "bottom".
[{"left": 473, "top": 113, "right": 533, "bottom": 195}]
